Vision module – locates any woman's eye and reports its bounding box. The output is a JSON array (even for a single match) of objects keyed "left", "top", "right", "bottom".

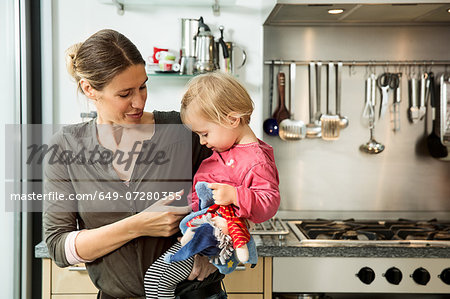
[
  {"left": 118, "top": 93, "right": 130, "bottom": 98},
  {"left": 139, "top": 85, "right": 147, "bottom": 90}
]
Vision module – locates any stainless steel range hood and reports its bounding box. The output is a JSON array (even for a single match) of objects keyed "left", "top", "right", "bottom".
[{"left": 264, "top": 1, "right": 450, "bottom": 26}]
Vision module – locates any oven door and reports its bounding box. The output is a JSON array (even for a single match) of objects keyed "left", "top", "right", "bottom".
[{"left": 273, "top": 256, "right": 450, "bottom": 294}]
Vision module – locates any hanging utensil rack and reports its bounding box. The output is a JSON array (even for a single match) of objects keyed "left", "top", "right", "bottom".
[{"left": 264, "top": 60, "right": 450, "bottom": 67}]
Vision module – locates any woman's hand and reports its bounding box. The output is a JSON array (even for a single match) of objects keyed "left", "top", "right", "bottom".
[
  {"left": 187, "top": 254, "right": 217, "bottom": 281},
  {"left": 73, "top": 191, "right": 190, "bottom": 261},
  {"left": 133, "top": 190, "right": 191, "bottom": 237},
  {"left": 135, "top": 211, "right": 186, "bottom": 237},
  {"left": 208, "top": 183, "right": 238, "bottom": 206}
]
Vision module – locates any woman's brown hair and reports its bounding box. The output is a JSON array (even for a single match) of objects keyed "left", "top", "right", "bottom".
[{"left": 65, "top": 29, "right": 145, "bottom": 93}]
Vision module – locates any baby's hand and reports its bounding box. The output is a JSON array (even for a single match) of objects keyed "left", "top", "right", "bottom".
[{"left": 208, "top": 183, "right": 238, "bottom": 207}]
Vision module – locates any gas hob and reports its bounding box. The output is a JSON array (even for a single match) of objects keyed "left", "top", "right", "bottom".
[{"left": 288, "top": 218, "right": 450, "bottom": 247}]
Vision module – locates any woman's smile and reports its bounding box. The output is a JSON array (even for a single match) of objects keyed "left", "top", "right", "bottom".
[{"left": 126, "top": 111, "right": 143, "bottom": 119}]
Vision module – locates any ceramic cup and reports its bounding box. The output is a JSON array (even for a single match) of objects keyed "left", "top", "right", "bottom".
[
  {"left": 157, "top": 51, "right": 177, "bottom": 71},
  {"left": 151, "top": 47, "right": 169, "bottom": 63}
]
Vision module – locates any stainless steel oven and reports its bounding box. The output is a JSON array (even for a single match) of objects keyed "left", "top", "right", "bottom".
[{"left": 253, "top": 218, "right": 450, "bottom": 297}]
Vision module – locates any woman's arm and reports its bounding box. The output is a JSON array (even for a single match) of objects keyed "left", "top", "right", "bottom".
[
  {"left": 75, "top": 208, "right": 186, "bottom": 261},
  {"left": 44, "top": 130, "right": 190, "bottom": 265}
]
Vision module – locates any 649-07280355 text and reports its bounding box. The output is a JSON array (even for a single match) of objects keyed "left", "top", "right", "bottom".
[{"left": 9, "top": 191, "right": 183, "bottom": 201}]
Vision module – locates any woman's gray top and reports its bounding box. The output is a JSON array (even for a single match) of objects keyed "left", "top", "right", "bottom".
[{"left": 43, "top": 111, "right": 213, "bottom": 298}]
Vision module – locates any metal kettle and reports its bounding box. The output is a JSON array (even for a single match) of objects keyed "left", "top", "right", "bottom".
[{"left": 195, "top": 17, "right": 216, "bottom": 73}]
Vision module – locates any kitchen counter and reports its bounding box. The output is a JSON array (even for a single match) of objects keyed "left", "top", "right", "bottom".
[
  {"left": 253, "top": 233, "right": 450, "bottom": 259},
  {"left": 35, "top": 232, "right": 450, "bottom": 260},
  {"left": 35, "top": 241, "right": 50, "bottom": 259},
  {"left": 35, "top": 211, "right": 450, "bottom": 259}
]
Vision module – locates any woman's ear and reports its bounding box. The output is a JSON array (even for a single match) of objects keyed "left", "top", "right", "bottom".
[
  {"left": 80, "top": 79, "right": 97, "bottom": 100},
  {"left": 227, "top": 112, "right": 241, "bottom": 128}
]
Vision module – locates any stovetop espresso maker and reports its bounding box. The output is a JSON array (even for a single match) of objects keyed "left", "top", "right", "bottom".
[
  {"left": 180, "top": 17, "right": 244, "bottom": 74},
  {"left": 194, "top": 17, "right": 217, "bottom": 73}
]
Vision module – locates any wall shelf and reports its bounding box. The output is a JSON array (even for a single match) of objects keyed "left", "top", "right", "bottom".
[
  {"left": 147, "top": 72, "right": 195, "bottom": 78},
  {"left": 99, "top": 0, "right": 236, "bottom": 16}
]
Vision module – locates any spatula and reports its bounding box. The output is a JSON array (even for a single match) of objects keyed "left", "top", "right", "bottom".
[
  {"left": 272, "top": 71, "right": 290, "bottom": 124},
  {"left": 409, "top": 75, "right": 420, "bottom": 123},
  {"left": 306, "top": 62, "right": 321, "bottom": 138},
  {"left": 320, "top": 62, "right": 340, "bottom": 141},
  {"left": 279, "top": 63, "right": 306, "bottom": 141},
  {"left": 314, "top": 61, "right": 323, "bottom": 124},
  {"left": 426, "top": 73, "right": 448, "bottom": 158}
]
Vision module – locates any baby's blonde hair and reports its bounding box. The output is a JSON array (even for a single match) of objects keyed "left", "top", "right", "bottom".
[{"left": 181, "top": 72, "right": 254, "bottom": 126}]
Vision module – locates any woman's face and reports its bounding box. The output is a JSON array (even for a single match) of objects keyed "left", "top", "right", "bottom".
[{"left": 93, "top": 64, "right": 148, "bottom": 125}]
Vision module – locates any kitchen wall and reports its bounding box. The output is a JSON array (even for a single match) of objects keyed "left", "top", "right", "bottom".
[
  {"left": 263, "top": 25, "right": 450, "bottom": 215},
  {"left": 49, "top": 0, "right": 275, "bottom": 138},
  {"left": 48, "top": 1, "right": 450, "bottom": 216}
]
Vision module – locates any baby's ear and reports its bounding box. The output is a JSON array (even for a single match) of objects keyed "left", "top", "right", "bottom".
[{"left": 227, "top": 112, "right": 241, "bottom": 128}]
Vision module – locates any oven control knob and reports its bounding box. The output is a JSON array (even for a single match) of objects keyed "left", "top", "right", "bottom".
[
  {"left": 411, "top": 267, "right": 430, "bottom": 285},
  {"left": 384, "top": 267, "right": 403, "bottom": 285},
  {"left": 439, "top": 268, "right": 450, "bottom": 285},
  {"left": 357, "top": 267, "right": 375, "bottom": 284}
]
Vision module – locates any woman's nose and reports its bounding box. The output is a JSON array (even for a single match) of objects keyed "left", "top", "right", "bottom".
[{"left": 131, "top": 92, "right": 146, "bottom": 109}]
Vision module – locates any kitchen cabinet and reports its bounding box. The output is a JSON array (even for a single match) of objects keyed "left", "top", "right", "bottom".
[
  {"left": 42, "top": 257, "right": 273, "bottom": 299},
  {"left": 52, "top": 296, "right": 97, "bottom": 299},
  {"left": 228, "top": 295, "right": 263, "bottom": 299},
  {"left": 223, "top": 257, "right": 272, "bottom": 299},
  {"left": 42, "top": 259, "right": 97, "bottom": 299}
]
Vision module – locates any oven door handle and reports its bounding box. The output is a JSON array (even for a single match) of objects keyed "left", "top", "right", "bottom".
[{"left": 235, "top": 265, "right": 247, "bottom": 271}]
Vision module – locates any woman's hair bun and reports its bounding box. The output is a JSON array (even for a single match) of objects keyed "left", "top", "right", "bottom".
[
  {"left": 65, "top": 42, "right": 83, "bottom": 80},
  {"left": 63, "top": 29, "right": 145, "bottom": 93}
]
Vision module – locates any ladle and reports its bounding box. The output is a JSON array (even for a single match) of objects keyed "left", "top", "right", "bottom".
[
  {"left": 306, "top": 62, "right": 321, "bottom": 138},
  {"left": 263, "top": 61, "right": 279, "bottom": 136},
  {"left": 360, "top": 120, "right": 385, "bottom": 154},
  {"left": 360, "top": 75, "right": 384, "bottom": 154},
  {"left": 335, "top": 62, "right": 349, "bottom": 128}
]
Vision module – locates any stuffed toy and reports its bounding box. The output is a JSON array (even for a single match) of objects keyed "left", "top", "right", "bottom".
[{"left": 165, "top": 181, "right": 258, "bottom": 274}]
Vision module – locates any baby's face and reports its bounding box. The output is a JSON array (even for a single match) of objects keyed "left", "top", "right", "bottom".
[{"left": 184, "top": 105, "right": 239, "bottom": 153}]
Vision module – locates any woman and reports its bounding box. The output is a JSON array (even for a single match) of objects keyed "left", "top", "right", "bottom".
[{"left": 43, "top": 29, "right": 225, "bottom": 299}]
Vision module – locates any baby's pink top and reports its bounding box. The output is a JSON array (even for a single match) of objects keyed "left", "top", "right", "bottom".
[{"left": 191, "top": 139, "right": 280, "bottom": 224}]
